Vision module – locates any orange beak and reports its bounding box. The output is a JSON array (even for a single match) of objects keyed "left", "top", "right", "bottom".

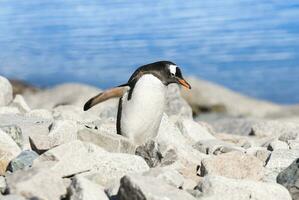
[{"left": 178, "top": 78, "right": 191, "bottom": 89}]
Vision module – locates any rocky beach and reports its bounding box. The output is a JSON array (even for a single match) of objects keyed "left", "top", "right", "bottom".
[{"left": 0, "top": 75, "right": 299, "bottom": 200}]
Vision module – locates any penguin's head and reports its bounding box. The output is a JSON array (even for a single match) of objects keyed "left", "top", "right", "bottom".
[{"left": 135, "top": 61, "right": 191, "bottom": 89}]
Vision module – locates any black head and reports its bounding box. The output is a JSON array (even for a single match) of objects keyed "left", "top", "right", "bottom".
[{"left": 128, "top": 61, "right": 191, "bottom": 89}]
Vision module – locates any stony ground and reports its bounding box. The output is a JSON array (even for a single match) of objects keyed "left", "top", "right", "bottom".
[{"left": 0, "top": 75, "right": 298, "bottom": 200}]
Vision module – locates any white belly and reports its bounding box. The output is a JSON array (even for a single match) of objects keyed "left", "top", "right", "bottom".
[{"left": 120, "top": 74, "right": 166, "bottom": 145}]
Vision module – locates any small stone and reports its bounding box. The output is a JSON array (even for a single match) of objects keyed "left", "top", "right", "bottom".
[
  {"left": 117, "top": 174, "right": 197, "bottom": 200},
  {"left": 0, "top": 130, "right": 21, "bottom": 175},
  {"left": 0, "top": 107, "right": 20, "bottom": 114},
  {"left": 176, "top": 118, "right": 215, "bottom": 143},
  {"left": 135, "top": 140, "right": 162, "bottom": 167},
  {"left": 0, "top": 76, "right": 13, "bottom": 107},
  {"left": 6, "top": 166, "right": 67, "bottom": 200},
  {"left": 0, "top": 195, "right": 26, "bottom": 200},
  {"left": 25, "top": 109, "right": 54, "bottom": 120},
  {"left": 277, "top": 158, "right": 299, "bottom": 200},
  {"left": 7, "top": 150, "right": 38, "bottom": 172},
  {"left": 48, "top": 120, "right": 78, "bottom": 145},
  {"left": 255, "top": 149, "right": 271, "bottom": 166},
  {"left": 198, "top": 175, "right": 291, "bottom": 200},
  {"left": 68, "top": 176, "right": 109, "bottom": 200},
  {"left": 200, "top": 151, "right": 264, "bottom": 181}
]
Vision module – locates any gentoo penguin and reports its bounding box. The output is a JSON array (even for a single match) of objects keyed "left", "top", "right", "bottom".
[{"left": 84, "top": 61, "right": 191, "bottom": 144}]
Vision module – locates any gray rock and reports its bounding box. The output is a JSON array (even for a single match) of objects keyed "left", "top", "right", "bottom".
[
  {"left": 277, "top": 158, "right": 299, "bottom": 200},
  {"left": 135, "top": 140, "right": 162, "bottom": 167},
  {"left": 78, "top": 127, "right": 136, "bottom": 154},
  {"left": 0, "top": 76, "right": 13, "bottom": 107},
  {"left": 142, "top": 167, "right": 184, "bottom": 188},
  {"left": 0, "top": 176, "right": 6, "bottom": 194},
  {"left": 198, "top": 175, "right": 291, "bottom": 200},
  {"left": 200, "top": 151, "right": 264, "bottom": 181},
  {"left": 117, "top": 174, "right": 196, "bottom": 200},
  {"left": 68, "top": 176, "right": 109, "bottom": 200},
  {"left": 165, "top": 84, "right": 193, "bottom": 119},
  {"left": 0, "top": 125, "right": 23, "bottom": 148},
  {"left": 176, "top": 119, "right": 215, "bottom": 143},
  {"left": 193, "top": 139, "right": 245, "bottom": 155},
  {"left": 279, "top": 130, "right": 299, "bottom": 142},
  {"left": 0, "top": 195, "right": 26, "bottom": 200},
  {"left": 9, "top": 94, "right": 30, "bottom": 113},
  {"left": 7, "top": 150, "right": 38, "bottom": 172},
  {"left": 0, "top": 130, "right": 21, "bottom": 175},
  {"left": 6, "top": 166, "right": 66, "bottom": 200}
]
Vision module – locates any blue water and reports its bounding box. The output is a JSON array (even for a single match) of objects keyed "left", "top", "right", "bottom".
[{"left": 0, "top": 1, "right": 299, "bottom": 104}]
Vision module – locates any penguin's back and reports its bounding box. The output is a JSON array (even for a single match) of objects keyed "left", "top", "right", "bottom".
[{"left": 119, "top": 74, "right": 166, "bottom": 144}]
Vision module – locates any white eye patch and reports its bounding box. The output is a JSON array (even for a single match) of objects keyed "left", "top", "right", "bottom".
[{"left": 169, "top": 64, "right": 177, "bottom": 75}]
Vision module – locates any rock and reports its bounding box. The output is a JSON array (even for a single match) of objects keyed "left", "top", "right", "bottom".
[
  {"left": 0, "top": 194, "right": 26, "bottom": 200},
  {"left": 181, "top": 77, "right": 281, "bottom": 118},
  {"left": 197, "top": 175, "right": 291, "bottom": 200},
  {"left": 78, "top": 127, "right": 136, "bottom": 154},
  {"left": 9, "top": 79, "right": 39, "bottom": 96},
  {"left": 156, "top": 114, "right": 208, "bottom": 181},
  {"left": 287, "top": 140, "right": 299, "bottom": 149},
  {"left": 6, "top": 166, "right": 66, "bottom": 200},
  {"left": 265, "top": 149, "right": 299, "bottom": 182},
  {"left": 0, "top": 176, "right": 6, "bottom": 193},
  {"left": 68, "top": 176, "right": 109, "bottom": 200},
  {"left": 33, "top": 140, "right": 96, "bottom": 177},
  {"left": 142, "top": 167, "right": 184, "bottom": 188},
  {"left": 135, "top": 140, "right": 162, "bottom": 167},
  {"left": 29, "top": 119, "right": 77, "bottom": 154},
  {"left": 79, "top": 150, "right": 149, "bottom": 187},
  {"left": 116, "top": 174, "right": 196, "bottom": 200},
  {"left": 0, "top": 114, "right": 52, "bottom": 150},
  {"left": 0, "top": 76, "right": 13, "bottom": 107},
  {"left": 267, "top": 140, "right": 289, "bottom": 151},
  {"left": 25, "top": 109, "right": 53, "bottom": 120},
  {"left": 215, "top": 133, "right": 253, "bottom": 149},
  {"left": 207, "top": 118, "right": 299, "bottom": 138},
  {"left": 176, "top": 118, "right": 215, "bottom": 143},
  {"left": 0, "top": 130, "right": 21, "bottom": 175},
  {"left": 279, "top": 130, "right": 299, "bottom": 142},
  {"left": 52, "top": 105, "right": 99, "bottom": 123},
  {"left": 7, "top": 150, "right": 38, "bottom": 172},
  {"left": 193, "top": 139, "right": 245, "bottom": 155},
  {"left": 0, "top": 107, "right": 20, "bottom": 115},
  {"left": 255, "top": 149, "right": 271, "bottom": 166},
  {"left": 200, "top": 151, "right": 264, "bottom": 181},
  {"left": 277, "top": 158, "right": 299, "bottom": 200},
  {"left": 165, "top": 84, "right": 193, "bottom": 119},
  {"left": 9, "top": 94, "right": 30, "bottom": 113},
  {"left": 0, "top": 125, "right": 23, "bottom": 148}
]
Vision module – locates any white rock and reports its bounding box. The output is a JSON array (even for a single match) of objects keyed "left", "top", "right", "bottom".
[
  {"left": 268, "top": 140, "right": 289, "bottom": 151},
  {"left": 0, "top": 176, "right": 6, "bottom": 193},
  {"left": 0, "top": 129, "right": 21, "bottom": 175},
  {"left": 69, "top": 176, "right": 109, "bottom": 200},
  {"left": 199, "top": 175, "right": 291, "bottom": 200},
  {"left": 176, "top": 118, "right": 215, "bottom": 143},
  {"left": 287, "top": 140, "right": 299, "bottom": 149},
  {"left": 117, "top": 174, "right": 197, "bottom": 200},
  {"left": 200, "top": 151, "right": 264, "bottom": 181},
  {"left": 0, "top": 106, "right": 20, "bottom": 114},
  {"left": 0, "top": 76, "right": 13, "bottom": 107},
  {"left": 6, "top": 166, "right": 66, "bottom": 200},
  {"left": 9, "top": 94, "right": 31, "bottom": 113},
  {"left": 25, "top": 109, "right": 53, "bottom": 120},
  {"left": 48, "top": 120, "right": 78, "bottom": 145}
]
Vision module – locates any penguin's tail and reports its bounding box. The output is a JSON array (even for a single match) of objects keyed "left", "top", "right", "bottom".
[{"left": 83, "top": 85, "right": 130, "bottom": 111}]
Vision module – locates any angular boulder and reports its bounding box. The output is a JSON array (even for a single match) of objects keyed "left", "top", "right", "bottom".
[{"left": 0, "top": 76, "right": 13, "bottom": 107}]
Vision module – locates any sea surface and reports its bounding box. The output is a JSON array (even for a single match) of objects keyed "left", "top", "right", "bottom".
[{"left": 0, "top": 0, "right": 299, "bottom": 104}]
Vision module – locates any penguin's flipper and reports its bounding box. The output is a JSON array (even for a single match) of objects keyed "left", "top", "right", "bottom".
[{"left": 84, "top": 85, "right": 130, "bottom": 111}]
